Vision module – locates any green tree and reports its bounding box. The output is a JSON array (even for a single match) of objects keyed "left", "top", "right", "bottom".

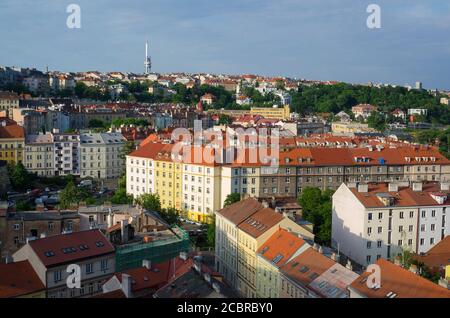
[
  {"left": 206, "top": 215, "right": 216, "bottom": 247},
  {"left": 160, "top": 207, "right": 181, "bottom": 225},
  {"left": 15, "top": 200, "right": 33, "bottom": 211},
  {"left": 59, "top": 181, "right": 81, "bottom": 209},
  {"left": 218, "top": 114, "right": 232, "bottom": 125},
  {"left": 367, "top": 112, "right": 387, "bottom": 131},
  {"left": 88, "top": 119, "right": 107, "bottom": 129},
  {"left": 135, "top": 193, "right": 162, "bottom": 212},
  {"left": 8, "top": 162, "right": 31, "bottom": 190},
  {"left": 111, "top": 176, "right": 133, "bottom": 204},
  {"left": 298, "top": 187, "right": 334, "bottom": 245},
  {"left": 223, "top": 193, "right": 241, "bottom": 207}
]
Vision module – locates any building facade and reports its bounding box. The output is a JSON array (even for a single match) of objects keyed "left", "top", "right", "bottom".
[
  {"left": 332, "top": 182, "right": 450, "bottom": 268},
  {"left": 12, "top": 230, "right": 115, "bottom": 298}
]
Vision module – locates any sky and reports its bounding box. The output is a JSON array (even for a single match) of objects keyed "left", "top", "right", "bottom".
[{"left": 1, "top": 0, "right": 450, "bottom": 89}]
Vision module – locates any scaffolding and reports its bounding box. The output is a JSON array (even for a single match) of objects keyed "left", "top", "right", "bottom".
[{"left": 115, "top": 226, "right": 190, "bottom": 271}]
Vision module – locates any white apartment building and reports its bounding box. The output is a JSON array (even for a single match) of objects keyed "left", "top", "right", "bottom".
[
  {"left": 53, "top": 133, "right": 80, "bottom": 177},
  {"left": 80, "top": 132, "right": 125, "bottom": 179},
  {"left": 332, "top": 182, "right": 450, "bottom": 268},
  {"left": 24, "top": 133, "right": 55, "bottom": 177},
  {"left": 181, "top": 162, "right": 222, "bottom": 221},
  {"left": 126, "top": 142, "right": 166, "bottom": 198}
]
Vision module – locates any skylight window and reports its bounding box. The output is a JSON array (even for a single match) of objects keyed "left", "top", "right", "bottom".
[
  {"left": 272, "top": 254, "right": 284, "bottom": 264},
  {"left": 96, "top": 241, "right": 105, "bottom": 247},
  {"left": 299, "top": 265, "right": 309, "bottom": 273},
  {"left": 309, "top": 272, "right": 319, "bottom": 280}
]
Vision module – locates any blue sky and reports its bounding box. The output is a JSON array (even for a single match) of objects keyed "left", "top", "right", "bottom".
[{"left": 1, "top": 0, "right": 450, "bottom": 89}]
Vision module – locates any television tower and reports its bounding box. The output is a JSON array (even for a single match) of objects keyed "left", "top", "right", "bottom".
[{"left": 144, "top": 41, "right": 152, "bottom": 75}]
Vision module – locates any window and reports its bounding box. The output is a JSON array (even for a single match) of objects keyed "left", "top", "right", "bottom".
[
  {"left": 368, "top": 213, "right": 372, "bottom": 221},
  {"left": 399, "top": 226, "right": 403, "bottom": 233},
  {"left": 398, "top": 240, "right": 403, "bottom": 247},
  {"left": 101, "top": 259, "right": 108, "bottom": 271},
  {"left": 399, "top": 212, "right": 404, "bottom": 219},
  {"left": 378, "top": 227, "right": 382, "bottom": 234},
  {"left": 367, "top": 227, "right": 372, "bottom": 235},
  {"left": 13, "top": 224, "right": 20, "bottom": 230},
  {"left": 421, "top": 211, "right": 426, "bottom": 218},
  {"left": 431, "top": 210, "right": 436, "bottom": 217},
  {"left": 366, "top": 255, "right": 371, "bottom": 263},
  {"left": 420, "top": 238, "right": 424, "bottom": 246},
  {"left": 409, "top": 211, "right": 414, "bottom": 218},
  {"left": 367, "top": 241, "right": 372, "bottom": 249},
  {"left": 86, "top": 263, "right": 94, "bottom": 274},
  {"left": 421, "top": 224, "right": 425, "bottom": 232},
  {"left": 409, "top": 225, "right": 413, "bottom": 232},
  {"left": 53, "top": 270, "right": 62, "bottom": 283},
  {"left": 378, "top": 212, "right": 383, "bottom": 220},
  {"left": 377, "top": 240, "right": 382, "bottom": 248},
  {"left": 430, "top": 238, "right": 435, "bottom": 245},
  {"left": 431, "top": 224, "right": 435, "bottom": 231}
]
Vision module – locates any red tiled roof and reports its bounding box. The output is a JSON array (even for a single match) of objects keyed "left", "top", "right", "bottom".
[
  {"left": 257, "top": 228, "right": 306, "bottom": 266},
  {"left": 237, "top": 208, "right": 283, "bottom": 238},
  {"left": 216, "top": 197, "right": 263, "bottom": 225},
  {"left": 116, "top": 257, "right": 193, "bottom": 293},
  {"left": 414, "top": 236, "right": 450, "bottom": 269},
  {"left": 350, "top": 182, "right": 450, "bottom": 208},
  {"left": 0, "top": 124, "right": 25, "bottom": 139},
  {"left": 28, "top": 229, "right": 114, "bottom": 268},
  {"left": 0, "top": 261, "right": 45, "bottom": 298},
  {"left": 349, "top": 259, "right": 450, "bottom": 298},
  {"left": 281, "top": 247, "right": 335, "bottom": 287}
]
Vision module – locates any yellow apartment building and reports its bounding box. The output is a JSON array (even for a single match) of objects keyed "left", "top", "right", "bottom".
[
  {"left": 0, "top": 119, "right": 25, "bottom": 164},
  {"left": 250, "top": 105, "right": 290, "bottom": 120}
]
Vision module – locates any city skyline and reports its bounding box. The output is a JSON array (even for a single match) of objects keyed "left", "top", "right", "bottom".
[{"left": 1, "top": 1, "right": 450, "bottom": 89}]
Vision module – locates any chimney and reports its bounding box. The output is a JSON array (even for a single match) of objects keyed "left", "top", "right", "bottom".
[
  {"left": 313, "top": 243, "right": 320, "bottom": 251},
  {"left": 409, "top": 264, "right": 418, "bottom": 275},
  {"left": 318, "top": 246, "right": 324, "bottom": 254},
  {"left": 262, "top": 201, "right": 269, "bottom": 208},
  {"left": 441, "top": 182, "right": 450, "bottom": 191},
  {"left": 358, "top": 183, "right": 368, "bottom": 193},
  {"left": 388, "top": 183, "right": 398, "bottom": 192},
  {"left": 121, "top": 219, "right": 129, "bottom": 243},
  {"left": 142, "top": 259, "right": 151, "bottom": 270},
  {"left": 121, "top": 274, "right": 132, "bottom": 298},
  {"left": 212, "top": 281, "right": 221, "bottom": 294},
  {"left": 331, "top": 252, "right": 340, "bottom": 263},
  {"left": 179, "top": 251, "right": 188, "bottom": 261},
  {"left": 412, "top": 182, "right": 423, "bottom": 192},
  {"left": 107, "top": 212, "right": 114, "bottom": 228},
  {"left": 438, "top": 277, "right": 449, "bottom": 290},
  {"left": 346, "top": 260, "right": 353, "bottom": 271},
  {"left": 394, "top": 256, "right": 402, "bottom": 266},
  {"left": 4, "top": 256, "right": 13, "bottom": 264}
]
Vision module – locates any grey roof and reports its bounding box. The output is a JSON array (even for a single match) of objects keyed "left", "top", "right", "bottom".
[
  {"left": 26, "top": 133, "right": 54, "bottom": 144},
  {"left": 7, "top": 211, "right": 79, "bottom": 221},
  {"left": 78, "top": 204, "right": 140, "bottom": 216},
  {"left": 80, "top": 132, "right": 126, "bottom": 145},
  {"left": 154, "top": 268, "right": 236, "bottom": 298}
]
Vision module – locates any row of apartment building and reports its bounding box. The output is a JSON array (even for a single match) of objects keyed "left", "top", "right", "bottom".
[
  {"left": 24, "top": 131, "right": 126, "bottom": 179},
  {"left": 126, "top": 140, "right": 450, "bottom": 222},
  {"left": 215, "top": 198, "right": 315, "bottom": 297},
  {"left": 215, "top": 197, "right": 450, "bottom": 298}
]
